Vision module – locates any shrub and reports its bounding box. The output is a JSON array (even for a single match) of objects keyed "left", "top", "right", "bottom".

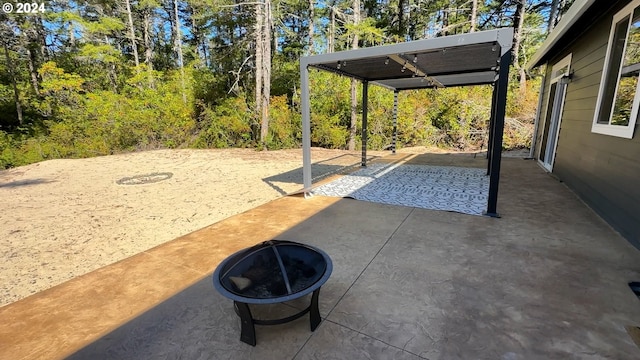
[
  {"left": 267, "top": 95, "right": 301, "bottom": 149},
  {"left": 193, "top": 96, "right": 254, "bottom": 148}
]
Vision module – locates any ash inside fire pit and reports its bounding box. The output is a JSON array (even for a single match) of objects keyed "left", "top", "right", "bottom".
[
  {"left": 217, "top": 240, "right": 328, "bottom": 301},
  {"left": 229, "top": 253, "right": 318, "bottom": 298}
]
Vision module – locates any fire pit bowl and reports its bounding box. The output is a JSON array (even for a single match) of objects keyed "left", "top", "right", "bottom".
[{"left": 212, "top": 240, "right": 333, "bottom": 346}]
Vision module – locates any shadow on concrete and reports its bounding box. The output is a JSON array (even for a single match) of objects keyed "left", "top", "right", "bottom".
[
  {"left": 66, "top": 157, "right": 640, "bottom": 359},
  {"left": 261, "top": 153, "right": 382, "bottom": 195},
  {"left": 0, "top": 178, "right": 57, "bottom": 188},
  {"left": 66, "top": 196, "right": 406, "bottom": 360}
]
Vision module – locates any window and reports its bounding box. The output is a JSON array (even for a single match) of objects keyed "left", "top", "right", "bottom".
[{"left": 592, "top": 1, "right": 640, "bottom": 138}]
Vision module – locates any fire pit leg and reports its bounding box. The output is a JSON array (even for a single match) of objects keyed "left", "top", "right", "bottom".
[
  {"left": 234, "top": 301, "right": 256, "bottom": 346},
  {"left": 310, "top": 288, "right": 321, "bottom": 331}
]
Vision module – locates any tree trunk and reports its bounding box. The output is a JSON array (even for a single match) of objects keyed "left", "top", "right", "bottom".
[
  {"left": 143, "top": 8, "right": 154, "bottom": 87},
  {"left": 397, "top": 0, "right": 405, "bottom": 36},
  {"left": 349, "top": 80, "right": 358, "bottom": 150},
  {"left": 470, "top": 0, "right": 477, "bottom": 32},
  {"left": 202, "top": 39, "right": 209, "bottom": 67},
  {"left": 3, "top": 40, "right": 23, "bottom": 125},
  {"left": 173, "top": 0, "right": 187, "bottom": 103},
  {"left": 557, "top": 0, "right": 568, "bottom": 25},
  {"left": 110, "top": 63, "right": 119, "bottom": 93},
  {"left": 547, "top": 0, "right": 559, "bottom": 32},
  {"left": 190, "top": 10, "right": 199, "bottom": 60},
  {"left": 329, "top": 6, "right": 335, "bottom": 53},
  {"left": 260, "top": 0, "right": 272, "bottom": 147},
  {"left": 17, "top": 17, "right": 41, "bottom": 96},
  {"left": 189, "top": 7, "right": 207, "bottom": 64},
  {"left": 308, "top": 0, "right": 315, "bottom": 54},
  {"left": 512, "top": 0, "right": 527, "bottom": 92},
  {"left": 272, "top": 4, "right": 277, "bottom": 59},
  {"left": 348, "top": 0, "right": 360, "bottom": 151},
  {"left": 441, "top": 8, "right": 449, "bottom": 36},
  {"left": 252, "top": 0, "right": 273, "bottom": 147},
  {"left": 407, "top": 1, "right": 414, "bottom": 39},
  {"left": 164, "top": 1, "right": 176, "bottom": 45},
  {"left": 106, "top": 35, "right": 119, "bottom": 93},
  {"left": 125, "top": 0, "right": 140, "bottom": 68},
  {"left": 68, "top": 21, "right": 75, "bottom": 47},
  {"left": 35, "top": 16, "right": 48, "bottom": 60},
  {"left": 26, "top": 47, "right": 41, "bottom": 96},
  {"left": 255, "top": 1, "right": 264, "bottom": 143}
]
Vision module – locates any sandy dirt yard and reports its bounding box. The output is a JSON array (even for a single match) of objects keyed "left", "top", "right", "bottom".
[{"left": 0, "top": 148, "right": 384, "bottom": 307}]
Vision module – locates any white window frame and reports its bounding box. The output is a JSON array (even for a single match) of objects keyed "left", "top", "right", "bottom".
[{"left": 592, "top": 0, "right": 640, "bottom": 139}]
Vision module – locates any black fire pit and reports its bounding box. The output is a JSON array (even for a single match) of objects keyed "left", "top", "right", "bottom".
[{"left": 212, "top": 240, "right": 333, "bottom": 346}]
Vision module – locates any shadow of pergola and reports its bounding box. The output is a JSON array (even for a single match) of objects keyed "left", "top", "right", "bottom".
[{"left": 261, "top": 153, "right": 383, "bottom": 195}]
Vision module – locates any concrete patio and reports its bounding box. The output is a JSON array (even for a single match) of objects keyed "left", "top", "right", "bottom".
[{"left": 2, "top": 153, "right": 640, "bottom": 359}]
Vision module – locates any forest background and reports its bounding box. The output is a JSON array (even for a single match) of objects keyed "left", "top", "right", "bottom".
[{"left": 0, "top": 0, "right": 573, "bottom": 169}]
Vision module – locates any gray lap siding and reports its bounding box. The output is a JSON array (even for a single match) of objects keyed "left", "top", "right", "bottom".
[{"left": 538, "top": 2, "right": 640, "bottom": 247}]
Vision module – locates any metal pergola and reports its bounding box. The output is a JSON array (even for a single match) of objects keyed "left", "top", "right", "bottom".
[{"left": 299, "top": 28, "right": 514, "bottom": 217}]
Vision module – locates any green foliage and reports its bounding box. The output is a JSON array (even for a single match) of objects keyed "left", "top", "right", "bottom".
[
  {"left": 271, "top": 55, "right": 300, "bottom": 97},
  {"left": 78, "top": 44, "right": 121, "bottom": 64},
  {"left": 1, "top": 60, "right": 538, "bottom": 169},
  {"left": 508, "top": 74, "right": 542, "bottom": 122},
  {"left": 311, "top": 112, "right": 349, "bottom": 149},
  {"left": 0, "top": 0, "right": 552, "bottom": 169},
  {"left": 309, "top": 71, "right": 351, "bottom": 148},
  {"left": 423, "top": 87, "right": 493, "bottom": 149},
  {"left": 82, "top": 85, "right": 195, "bottom": 152},
  {"left": 362, "top": 85, "right": 395, "bottom": 150},
  {"left": 193, "top": 96, "right": 253, "bottom": 148},
  {"left": 38, "top": 62, "right": 85, "bottom": 93},
  {"left": 191, "top": 67, "right": 224, "bottom": 105},
  {"left": 0, "top": 131, "right": 67, "bottom": 168},
  {"left": 266, "top": 95, "right": 301, "bottom": 149},
  {"left": 37, "top": 61, "right": 85, "bottom": 120},
  {"left": 1, "top": 64, "right": 197, "bottom": 167},
  {"left": 0, "top": 131, "right": 17, "bottom": 168},
  {"left": 396, "top": 91, "right": 438, "bottom": 146},
  {"left": 82, "top": 16, "right": 126, "bottom": 35},
  {"left": 342, "top": 18, "right": 386, "bottom": 46},
  {"left": 303, "top": 72, "right": 533, "bottom": 152}
]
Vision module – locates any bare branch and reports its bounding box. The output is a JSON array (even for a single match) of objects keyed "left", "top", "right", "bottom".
[{"left": 228, "top": 55, "right": 253, "bottom": 95}]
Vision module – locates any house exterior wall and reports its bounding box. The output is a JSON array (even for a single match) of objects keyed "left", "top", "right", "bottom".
[{"left": 534, "top": 1, "right": 640, "bottom": 248}]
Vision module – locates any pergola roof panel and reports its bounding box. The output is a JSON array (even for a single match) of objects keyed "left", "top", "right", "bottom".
[
  {"left": 409, "top": 43, "right": 501, "bottom": 75},
  {"left": 302, "top": 28, "right": 514, "bottom": 90}
]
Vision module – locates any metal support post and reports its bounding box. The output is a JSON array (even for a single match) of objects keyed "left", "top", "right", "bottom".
[
  {"left": 487, "top": 82, "right": 499, "bottom": 173},
  {"left": 484, "top": 52, "right": 511, "bottom": 217},
  {"left": 392, "top": 90, "right": 398, "bottom": 154},
  {"left": 300, "top": 62, "right": 312, "bottom": 193},
  {"left": 361, "top": 80, "right": 369, "bottom": 167}
]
